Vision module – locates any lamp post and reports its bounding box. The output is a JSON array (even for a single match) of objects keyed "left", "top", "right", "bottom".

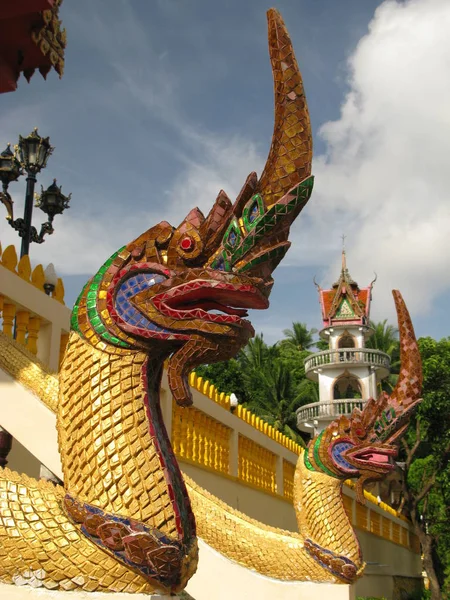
[
  {"left": 44, "top": 263, "right": 58, "bottom": 295},
  {"left": 0, "top": 131, "right": 70, "bottom": 468},
  {"left": 0, "top": 128, "right": 71, "bottom": 258}
]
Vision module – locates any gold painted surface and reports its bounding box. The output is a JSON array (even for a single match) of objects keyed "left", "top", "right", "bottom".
[
  {"left": 0, "top": 332, "right": 418, "bottom": 588},
  {"left": 0, "top": 332, "right": 59, "bottom": 412},
  {"left": 283, "top": 459, "right": 295, "bottom": 501},
  {"left": 0, "top": 468, "right": 155, "bottom": 593},
  {"left": 0, "top": 332, "right": 365, "bottom": 584},
  {"left": 172, "top": 404, "right": 231, "bottom": 475},
  {"left": 58, "top": 334, "right": 178, "bottom": 534},
  {"left": 185, "top": 461, "right": 365, "bottom": 582},
  {"left": 238, "top": 435, "right": 276, "bottom": 494}
]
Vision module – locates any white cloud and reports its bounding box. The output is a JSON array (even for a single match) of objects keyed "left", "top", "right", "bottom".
[
  {"left": 162, "top": 130, "right": 264, "bottom": 225},
  {"left": 288, "top": 0, "right": 450, "bottom": 322}
]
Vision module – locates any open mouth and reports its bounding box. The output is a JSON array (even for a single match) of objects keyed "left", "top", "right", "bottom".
[
  {"left": 350, "top": 447, "right": 397, "bottom": 470},
  {"left": 152, "top": 281, "right": 269, "bottom": 328}
]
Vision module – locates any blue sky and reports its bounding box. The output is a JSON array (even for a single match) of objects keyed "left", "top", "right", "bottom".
[{"left": 1, "top": 0, "right": 449, "bottom": 343}]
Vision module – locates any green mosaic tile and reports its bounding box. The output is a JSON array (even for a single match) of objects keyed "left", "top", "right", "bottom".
[
  {"left": 313, "top": 433, "right": 338, "bottom": 478},
  {"left": 304, "top": 450, "right": 316, "bottom": 472},
  {"left": 223, "top": 219, "right": 242, "bottom": 253},
  {"left": 242, "top": 193, "right": 264, "bottom": 231},
  {"left": 237, "top": 245, "right": 288, "bottom": 273}
]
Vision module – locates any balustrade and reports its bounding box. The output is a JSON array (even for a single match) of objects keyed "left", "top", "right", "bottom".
[
  {"left": 369, "top": 510, "right": 382, "bottom": 536},
  {"left": 297, "top": 399, "right": 367, "bottom": 424},
  {"left": 304, "top": 347, "right": 391, "bottom": 375},
  {"left": 2, "top": 302, "right": 15, "bottom": 337},
  {"left": 172, "top": 403, "right": 231, "bottom": 475},
  {"left": 238, "top": 435, "right": 277, "bottom": 494},
  {"left": 283, "top": 459, "right": 295, "bottom": 501},
  {"left": 0, "top": 243, "right": 69, "bottom": 370}
]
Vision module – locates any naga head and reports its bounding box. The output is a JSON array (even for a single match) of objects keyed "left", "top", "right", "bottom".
[
  {"left": 304, "top": 291, "right": 423, "bottom": 502},
  {"left": 71, "top": 9, "right": 313, "bottom": 406}
]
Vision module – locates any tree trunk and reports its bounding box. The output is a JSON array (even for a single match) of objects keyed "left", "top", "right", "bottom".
[{"left": 418, "top": 529, "right": 441, "bottom": 600}]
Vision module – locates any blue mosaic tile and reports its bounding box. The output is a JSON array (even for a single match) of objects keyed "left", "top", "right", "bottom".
[{"left": 115, "top": 273, "right": 170, "bottom": 335}]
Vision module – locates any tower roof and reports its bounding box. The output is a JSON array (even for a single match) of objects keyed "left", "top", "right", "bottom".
[{"left": 317, "top": 250, "right": 373, "bottom": 328}]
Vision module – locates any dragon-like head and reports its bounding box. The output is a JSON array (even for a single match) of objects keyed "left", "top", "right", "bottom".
[
  {"left": 304, "top": 291, "right": 423, "bottom": 502},
  {"left": 71, "top": 9, "right": 313, "bottom": 406}
]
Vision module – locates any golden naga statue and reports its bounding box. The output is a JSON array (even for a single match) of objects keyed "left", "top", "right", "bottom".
[{"left": 0, "top": 8, "right": 422, "bottom": 596}]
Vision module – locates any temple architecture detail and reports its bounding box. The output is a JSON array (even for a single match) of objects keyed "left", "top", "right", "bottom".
[
  {"left": 0, "top": 7, "right": 424, "bottom": 599},
  {"left": 0, "top": 0, "right": 66, "bottom": 94},
  {"left": 297, "top": 251, "right": 391, "bottom": 436}
]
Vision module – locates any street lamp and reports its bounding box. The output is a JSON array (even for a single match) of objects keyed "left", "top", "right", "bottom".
[
  {"left": 0, "top": 128, "right": 71, "bottom": 258},
  {"left": 230, "top": 392, "right": 239, "bottom": 412},
  {"left": 44, "top": 263, "right": 58, "bottom": 295}
]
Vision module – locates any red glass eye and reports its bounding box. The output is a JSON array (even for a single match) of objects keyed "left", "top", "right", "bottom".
[{"left": 180, "top": 236, "right": 195, "bottom": 252}]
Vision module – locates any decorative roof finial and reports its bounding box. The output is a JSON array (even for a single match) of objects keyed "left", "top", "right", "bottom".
[{"left": 341, "top": 234, "right": 347, "bottom": 272}]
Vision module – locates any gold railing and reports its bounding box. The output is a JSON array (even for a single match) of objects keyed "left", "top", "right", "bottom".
[
  {"left": 0, "top": 244, "right": 65, "bottom": 303},
  {"left": 370, "top": 510, "right": 382, "bottom": 536},
  {"left": 189, "top": 371, "right": 304, "bottom": 456},
  {"left": 238, "top": 435, "right": 276, "bottom": 494},
  {"left": 356, "top": 501, "right": 368, "bottom": 530},
  {"left": 235, "top": 404, "right": 303, "bottom": 455},
  {"left": 342, "top": 480, "right": 419, "bottom": 552},
  {"left": 172, "top": 403, "right": 231, "bottom": 475},
  {"left": 342, "top": 493, "right": 353, "bottom": 520},
  {"left": 188, "top": 372, "right": 230, "bottom": 410},
  {"left": 0, "top": 244, "right": 67, "bottom": 363},
  {"left": 283, "top": 459, "right": 296, "bottom": 501}
]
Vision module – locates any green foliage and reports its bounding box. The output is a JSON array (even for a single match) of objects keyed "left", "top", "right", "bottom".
[
  {"left": 195, "top": 359, "right": 248, "bottom": 401},
  {"left": 281, "top": 321, "right": 318, "bottom": 351},
  {"left": 366, "top": 319, "right": 399, "bottom": 354},
  {"left": 401, "top": 337, "right": 450, "bottom": 599},
  {"left": 316, "top": 338, "right": 329, "bottom": 351},
  {"left": 366, "top": 319, "right": 400, "bottom": 392}
]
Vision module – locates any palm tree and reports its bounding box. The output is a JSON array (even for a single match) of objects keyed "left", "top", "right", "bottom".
[
  {"left": 366, "top": 319, "right": 399, "bottom": 354},
  {"left": 296, "top": 378, "right": 320, "bottom": 404},
  {"left": 245, "top": 360, "right": 307, "bottom": 447},
  {"left": 238, "top": 333, "right": 278, "bottom": 371},
  {"left": 281, "top": 322, "right": 318, "bottom": 351},
  {"left": 366, "top": 319, "right": 400, "bottom": 392}
]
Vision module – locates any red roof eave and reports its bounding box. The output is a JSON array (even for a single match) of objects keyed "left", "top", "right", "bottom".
[
  {"left": 0, "top": 0, "right": 65, "bottom": 94},
  {"left": 0, "top": 1, "right": 53, "bottom": 22}
]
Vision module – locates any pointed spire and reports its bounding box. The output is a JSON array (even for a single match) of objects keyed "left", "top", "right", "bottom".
[
  {"left": 333, "top": 241, "right": 356, "bottom": 288},
  {"left": 341, "top": 248, "right": 347, "bottom": 273}
]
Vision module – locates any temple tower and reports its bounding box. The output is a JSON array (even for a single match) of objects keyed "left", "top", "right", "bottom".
[{"left": 297, "top": 251, "right": 391, "bottom": 436}]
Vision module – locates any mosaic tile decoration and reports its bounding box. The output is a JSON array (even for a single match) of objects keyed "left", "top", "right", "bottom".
[{"left": 0, "top": 8, "right": 423, "bottom": 595}]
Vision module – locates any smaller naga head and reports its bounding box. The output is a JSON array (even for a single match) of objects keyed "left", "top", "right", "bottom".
[
  {"left": 304, "top": 291, "right": 423, "bottom": 502},
  {"left": 71, "top": 10, "right": 313, "bottom": 407}
]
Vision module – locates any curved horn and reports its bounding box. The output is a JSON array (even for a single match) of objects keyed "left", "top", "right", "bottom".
[
  {"left": 388, "top": 290, "right": 422, "bottom": 409},
  {"left": 256, "top": 9, "right": 313, "bottom": 207}
]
